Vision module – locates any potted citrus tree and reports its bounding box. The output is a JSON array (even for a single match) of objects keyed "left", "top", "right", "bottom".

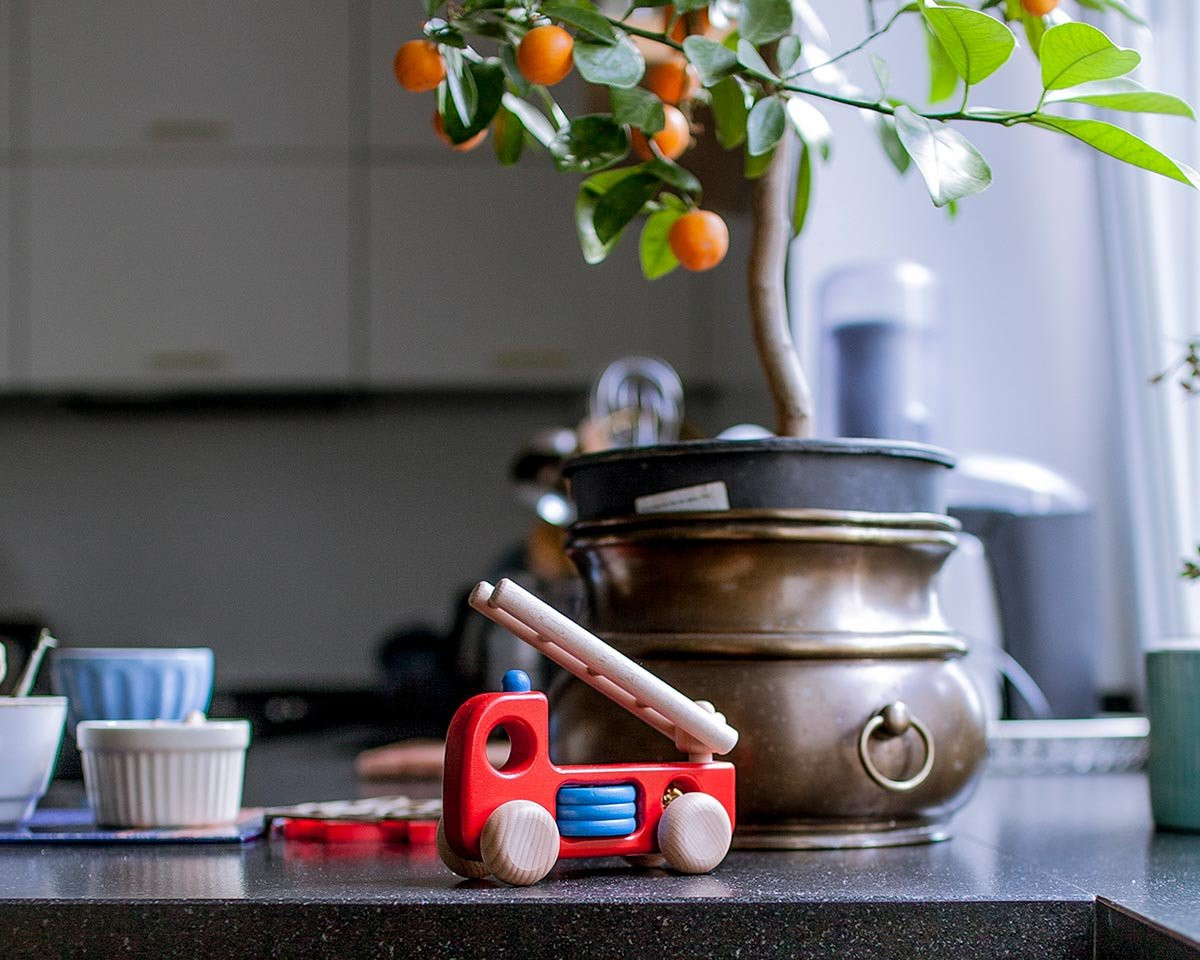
[{"left": 393, "top": 0, "right": 1195, "bottom": 847}]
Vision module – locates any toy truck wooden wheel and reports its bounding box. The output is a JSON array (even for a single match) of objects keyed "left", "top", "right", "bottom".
[
  {"left": 480, "top": 800, "right": 560, "bottom": 886},
  {"left": 436, "top": 818, "right": 490, "bottom": 879},
  {"left": 657, "top": 792, "right": 733, "bottom": 875}
]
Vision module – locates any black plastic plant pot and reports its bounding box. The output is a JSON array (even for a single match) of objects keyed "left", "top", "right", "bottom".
[{"left": 563, "top": 437, "right": 956, "bottom": 521}]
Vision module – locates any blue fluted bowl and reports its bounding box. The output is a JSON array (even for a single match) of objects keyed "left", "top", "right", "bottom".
[{"left": 50, "top": 648, "right": 214, "bottom": 729}]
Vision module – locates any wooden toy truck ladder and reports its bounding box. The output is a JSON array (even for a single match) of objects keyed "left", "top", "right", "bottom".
[{"left": 468, "top": 579, "right": 738, "bottom": 762}]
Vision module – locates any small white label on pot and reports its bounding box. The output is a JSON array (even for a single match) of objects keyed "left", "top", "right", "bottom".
[{"left": 635, "top": 481, "right": 730, "bottom": 514}]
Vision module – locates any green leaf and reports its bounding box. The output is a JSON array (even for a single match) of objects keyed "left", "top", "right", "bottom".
[
  {"left": 582, "top": 166, "right": 646, "bottom": 193},
  {"left": 674, "top": 0, "right": 710, "bottom": 12},
  {"left": 870, "top": 54, "right": 892, "bottom": 96},
  {"left": 542, "top": 0, "right": 618, "bottom": 43},
  {"left": 745, "top": 144, "right": 774, "bottom": 179},
  {"left": 460, "top": 0, "right": 504, "bottom": 13},
  {"left": 747, "top": 96, "right": 786, "bottom": 156},
  {"left": 500, "top": 44, "right": 532, "bottom": 97},
  {"left": 574, "top": 33, "right": 645, "bottom": 88},
  {"left": 1044, "top": 78, "right": 1195, "bottom": 119},
  {"left": 463, "top": 18, "right": 510, "bottom": 40},
  {"left": 438, "top": 59, "right": 505, "bottom": 143},
  {"left": 926, "top": 29, "right": 958, "bottom": 103},
  {"left": 1030, "top": 114, "right": 1196, "bottom": 186},
  {"left": 643, "top": 157, "right": 702, "bottom": 195},
  {"left": 683, "top": 35, "right": 739, "bottom": 87},
  {"left": 874, "top": 113, "right": 911, "bottom": 175},
  {"left": 785, "top": 97, "right": 831, "bottom": 160},
  {"left": 640, "top": 209, "right": 683, "bottom": 279},
  {"left": 501, "top": 92, "right": 555, "bottom": 146},
  {"left": 576, "top": 167, "right": 645, "bottom": 263},
  {"left": 441, "top": 46, "right": 478, "bottom": 126},
  {"left": 793, "top": 141, "right": 813, "bottom": 236},
  {"left": 920, "top": 3, "right": 1016, "bottom": 85},
  {"left": 594, "top": 172, "right": 661, "bottom": 244},
  {"left": 778, "top": 36, "right": 803, "bottom": 77},
  {"left": 425, "top": 19, "right": 466, "bottom": 48},
  {"left": 893, "top": 104, "right": 992, "bottom": 207},
  {"left": 493, "top": 105, "right": 525, "bottom": 165},
  {"left": 739, "top": 0, "right": 793, "bottom": 44},
  {"left": 736, "top": 39, "right": 779, "bottom": 82},
  {"left": 550, "top": 114, "right": 630, "bottom": 172},
  {"left": 1074, "top": 0, "right": 1148, "bottom": 27},
  {"left": 1022, "top": 11, "right": 1047, "bottom": 58},
  {"left": 710, "top": 76, "right": 750, "bottom": 149},
  {"left": 576, "top": 192, "right": 620, "bottom": 264},
  {"left": 610, "top": 85, "right": 666, "bottom": 133},
  {"left": 1039, "top": 22, "right": 1139, "bottom": 90}
]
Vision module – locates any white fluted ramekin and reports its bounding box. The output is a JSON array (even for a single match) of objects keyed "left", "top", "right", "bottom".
[{"left": 77, "top": 719, "right": 250, "bottom": 828}]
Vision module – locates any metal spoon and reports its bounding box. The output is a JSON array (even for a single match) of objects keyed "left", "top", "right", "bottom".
[{"left": 12, "top": 629, "right": 57, "bottom": 698}]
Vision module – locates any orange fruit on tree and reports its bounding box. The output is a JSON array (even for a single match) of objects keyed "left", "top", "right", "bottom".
[
  {"left": 664, "top": 6, "right": 711, "bottom": 42},
  {"left": 643, "top": 58, "right": 700, "bottom": 105},
  {"left": 394, "top": 40, "right": 446, "bottom": 93},
  {"left": 1020, "top": 0, "right": 1058, "bottom": 13},
  {"left": 432, "top": 112, "right": 487, "bottom": 152},
  {"left": 631, "top": 104, "right": 691, "bottom": 160},
  {"left": 669, "top": 210, "right": 729, "bottom": 272},
  {"left": 517, "top": 25, "right": 575, "bottom": 86}
]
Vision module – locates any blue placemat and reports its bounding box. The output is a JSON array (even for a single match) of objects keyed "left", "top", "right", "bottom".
[{"left": 0, "top": 808, "right": 265, "bottom": 843}]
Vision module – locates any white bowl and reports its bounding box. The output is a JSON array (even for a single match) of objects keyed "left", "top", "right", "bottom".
[
  {"left": 0, "top": 697, "right": 68, "bottom": 824},
  {"left": 77, "top": 718, "right": 250, "bottom": 828}
]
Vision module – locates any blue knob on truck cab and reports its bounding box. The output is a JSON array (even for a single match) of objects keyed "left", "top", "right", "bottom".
[{"left": 502, "top": 669, "right": 532, "bottom": 692}]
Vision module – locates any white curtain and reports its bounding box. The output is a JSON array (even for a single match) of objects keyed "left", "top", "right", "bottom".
[{"left": 1100, "top": 0, "right": 1200, "bottom": 645}]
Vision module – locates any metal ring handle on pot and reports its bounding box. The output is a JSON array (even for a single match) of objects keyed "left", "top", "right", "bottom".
[{"left": 857, "top": 702, "right": 934, "bottom": 793}]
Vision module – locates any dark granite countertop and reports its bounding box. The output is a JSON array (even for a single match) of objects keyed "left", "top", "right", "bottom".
[{"left": 0, "top": 733, "right": 1196, "bottom": 959}]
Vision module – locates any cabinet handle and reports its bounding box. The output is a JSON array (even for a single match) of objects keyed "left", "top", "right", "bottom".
[
  {"left": 857, "top": 701, "right": 934, "bottom": 793},
  {"left": 144, "top": 350, "right": 230, "bottom": 372},
  {"left": 144, "top": 118, "right": 232, "bottom": 144}
]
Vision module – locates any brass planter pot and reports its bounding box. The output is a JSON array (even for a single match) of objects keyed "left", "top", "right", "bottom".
[{"left": 554, "top": 441, "right": 988, "bottom": 849}]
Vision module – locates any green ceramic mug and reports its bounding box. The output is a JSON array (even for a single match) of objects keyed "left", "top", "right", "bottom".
[{"left": 1146, "top": 641, "right": 1200, "bottom": 832}]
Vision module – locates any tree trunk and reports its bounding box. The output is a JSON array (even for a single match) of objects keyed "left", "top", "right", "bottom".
[{"left": 748, "top": 127, "right": 814, "bottom": 438}]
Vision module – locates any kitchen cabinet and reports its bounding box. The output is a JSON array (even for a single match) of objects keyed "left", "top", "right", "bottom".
[
  {"left": 0, "top": 1, "right": 10, "bottom": 152},
  {"left": 26, "top": 165, "right": 351, "bottom": 389},
  {"left": 0, "top": 167, "right": 10, "bottom": 383},
  {"left": 367, "top": 164, "right": 709, "bottom": 387},
  {"left": 28, "top": 1, "right": 350, "bottom": 152},
  {"left": 7, "top": 0, "right": 716, "bottom": 394}
]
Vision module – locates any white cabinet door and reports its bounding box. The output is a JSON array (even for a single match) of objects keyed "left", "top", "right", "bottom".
[
  {"left": 368, "top": 164, "right": 707, "bottom": 387},
  {"left": 0, "top": 2, "right": 10, "bottom": 151},
  {"left": 29, "top": 1, "right": 350, "bottom": 151},
  {"left": 0, "top": 167, "right": 9, "bottom": 383},
  {"left": 27, "top": 165, "right": 350, "bottom": 389}
]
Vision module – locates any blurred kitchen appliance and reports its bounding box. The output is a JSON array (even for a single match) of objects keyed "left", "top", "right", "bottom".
[
  {"left": 819, "top": 261, "right": 1101, "bottom": 719},
  {"left": 587, "top": 355, "right": 684, "bottom": 448},
  {"left": 819, "top": 262, "right": 942, "bottom": 443},
  {"left": 948, "top": 456, "right": 1099, "bottom": 719}
]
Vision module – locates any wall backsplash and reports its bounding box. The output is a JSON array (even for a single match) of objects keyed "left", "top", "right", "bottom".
[{"left": 0, "top": 394, "right": 603, "bottom": 687}]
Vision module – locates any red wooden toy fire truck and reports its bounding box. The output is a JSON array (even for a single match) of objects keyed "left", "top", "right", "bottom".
[{"left": 436, "top": 578, "right": 739, "bottom": 886}]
